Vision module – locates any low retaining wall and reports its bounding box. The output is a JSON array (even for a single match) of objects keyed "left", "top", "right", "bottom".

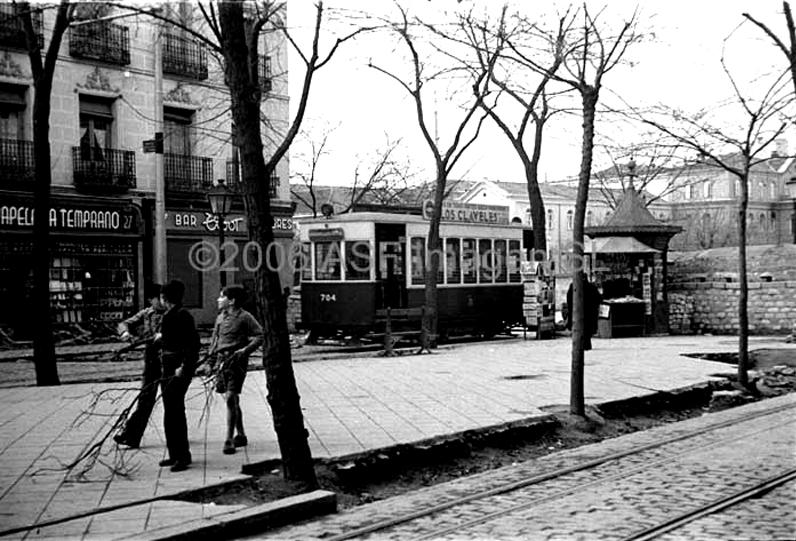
[{"left": 668, "top": 245, "right": 796, "bottom": 335}]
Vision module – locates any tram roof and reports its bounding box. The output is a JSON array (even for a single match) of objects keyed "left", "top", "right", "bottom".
[{"left": 298, "top": 211, "right": 527, "bottom": 231}]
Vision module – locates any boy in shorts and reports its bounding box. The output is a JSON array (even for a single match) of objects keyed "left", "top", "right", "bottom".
[{"left": 207, "top": 285, "right": 263, "bottom": 454}]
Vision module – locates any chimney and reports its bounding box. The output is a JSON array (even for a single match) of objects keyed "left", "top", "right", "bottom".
[{"left": 772, "top": 138, "right": 788, "bottom": 158}]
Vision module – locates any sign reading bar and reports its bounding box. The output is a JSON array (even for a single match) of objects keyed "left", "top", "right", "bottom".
[
  {"left": 422, "top": 200, "right": 510, "bottom": 225},
  {"left": 0, "top": 203, "right": 139, "bottom": 233},
  {"left": 165, "top": 211, "right": 294, "bottom": 234}
]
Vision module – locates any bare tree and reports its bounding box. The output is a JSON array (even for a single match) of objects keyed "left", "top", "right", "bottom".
[
  {"left": 369, "top": 4, "right": 493, "bottom": 350},
  {"left": 592, "top": 140, "right": 693, "bottom": 209},
  {"left": 341, "top": 137, "right": 416, "bottom": 212},
  {"left": 636, "top": 45, "right": 793, "bottom": 390},
  {"left": 456, "top": 6, "right": 570, "bottom": 255},
  {"left": 544, "top": 6, "right": 640, "bottom": 416},
  {"left": 744, "top": 1, "right": 796, "bottom": 95},
  {"left": 291, "top": 128, "right": 335, "bottom": 217},
  {"left": 17, "top": 1, "right": 75, "bottom": 386}
]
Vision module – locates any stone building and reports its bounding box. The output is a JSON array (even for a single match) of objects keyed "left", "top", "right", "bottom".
[{"left": 0, "top": 3, "right": 292, "bottom": 335}]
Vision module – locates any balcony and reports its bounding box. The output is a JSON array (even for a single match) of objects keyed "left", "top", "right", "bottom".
[
  {"left": 72, "top": 147, "right": 136, "bottom": 192},
  {"left": 162, "top": 31, "right": 208, "bottom": 81},
  {"left": 226, "top": 160, "right": 279, "bottom": 198},
  {"left": 0, "top": 139, "right": 35, "bottom": 188},
  {"left": 0, "top": 4, "right": 43, "bottom": 50},
  {"left": 69, "top": 22, "right": 130, "bottom": 66},
  {"left": 164, "top": 153, "right": 213, "bottom": 193}
]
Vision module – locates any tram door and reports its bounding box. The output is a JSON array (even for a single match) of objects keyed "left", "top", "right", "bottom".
[{"left": 375, "top": 223, "right": 407, "bottom": 308}]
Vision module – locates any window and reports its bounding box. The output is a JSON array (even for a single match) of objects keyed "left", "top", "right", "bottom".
[
  {"left": 164, "top": 107, "right": 193, "bottom": 154},
  {"left": 688, "top": 184, "right": 697, "bottom": 200},
  {"left": 410, "top": 237, "right": 425, "bottom": 285},
  {"left": 462, "top": 238, "right": 476, "bottom": 284},
  {"left": 759, "top": 212, "right": 766, "bottom": 231},
  {"left": 508, "top": 240, "right": 521, "bottom": 283},
  {"left": 445, "top": 238, "right": 461, "bottom": 284},
  {"left": 586, "top": 210, "right": 593, "bottom": 226},
  {"left": 703, "top": 181, "right": 712, "bottom": 199},
  {"left": 344, "top": 241, "right": 370, "bottom": 281},
  {"left": 734, "top": 179, "right": 741, "bottom": 198},
  {"left": 79, "top": 96, "right": 113, "bottom": 161},
  {"left": 0, "top": 85, "right": 25, "bottom": 140},
  {"left": 478, "top": 239, "right": 493, "bottom": 283},
  {"left": 771, "top": 182, "right": 778, "bottom": 199},
  {"left": 566, "top": 209, "right": 574, "bottom": 230},
  {"left": 299, "top": 242, "right": 312, "bottom": 282},
  {"left": 314, "top": 241, "right": 341, "bottom": 280},
  {"left": 547, "top": 209, "right": 554, "bottom": 230},
  {"left": 494, "top": 240, "right": 507, "bottom": 283}
]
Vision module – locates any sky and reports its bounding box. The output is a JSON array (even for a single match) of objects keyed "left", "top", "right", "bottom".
[{"left": 285, "top": 1, "right": 791, "bottom": 187}]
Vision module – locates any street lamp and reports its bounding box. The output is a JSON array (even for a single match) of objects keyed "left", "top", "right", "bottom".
[
  {"left": 787, "top": 176, "right": 796, "bottom": 244},
  {"left": 207, "top": 179, "right": 233, "bottom": 286}
]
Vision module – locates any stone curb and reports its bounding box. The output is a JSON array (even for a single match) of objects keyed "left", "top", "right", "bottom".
[{"left": 124, "top": 490, "right": 337, "bottom": 541}]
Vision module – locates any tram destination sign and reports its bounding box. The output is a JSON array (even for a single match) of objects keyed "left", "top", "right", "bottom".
[{"left": 422, "top": 200, "right": 510, "bottom": 225}]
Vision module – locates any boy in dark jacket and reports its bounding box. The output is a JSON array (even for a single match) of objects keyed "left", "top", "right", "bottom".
[{"left": 155, "top": 279, "right": 199, "bottom": 472}]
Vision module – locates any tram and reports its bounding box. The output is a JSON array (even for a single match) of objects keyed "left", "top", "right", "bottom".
[{"left": 296, "top": 202, "right": 532, "bottom": 340}]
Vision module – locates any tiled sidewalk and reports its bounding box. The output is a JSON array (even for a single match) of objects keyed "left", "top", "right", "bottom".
[{"left": 0, "top": 335, "right": 790, "bottom": 539}]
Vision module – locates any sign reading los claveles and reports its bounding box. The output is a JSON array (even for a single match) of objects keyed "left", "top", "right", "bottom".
[
  {"left": 422, "top": 199, "right": 510, "bottom": 225},
  {"left": 0, "top": 200, "right": 140, "bottom": 233}
]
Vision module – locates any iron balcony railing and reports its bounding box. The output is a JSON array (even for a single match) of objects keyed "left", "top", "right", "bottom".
[
  {"left": 0, "top": 139, "right": 35, "bottom": 187},
  {"left": 226, "top": 160, "right": 279, "bottom": 198},
  {"left": 162, "top": 31, "right": 208, "bottom": 81},
  {"left": 69, "top": 22, "right": 130, "bottom": 66},
  {"left": 0, "top": 4, "right": 43, "bottom": 49},
  {"left": 164, "top": 153, "right": 213, "bottom": 193},
  {"left": 72, "top": 147, "right": 136, "bottom": 192}
]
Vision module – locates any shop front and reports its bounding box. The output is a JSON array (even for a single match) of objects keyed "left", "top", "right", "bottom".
[
  {"left": 0, "top": 192, "right": 144, "bottom": 339},
  {"left": 164, "top": 205, "right": 295, "bottom": 327}
]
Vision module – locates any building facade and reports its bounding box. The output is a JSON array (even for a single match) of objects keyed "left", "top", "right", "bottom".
[{"left": 0, "top": 3, "right": 292, "bottom": 336}]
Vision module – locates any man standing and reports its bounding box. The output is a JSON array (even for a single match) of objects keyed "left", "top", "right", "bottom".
[
  {"left": 206, "top": 285, "right": 262, "bottom": 455},
  {"left": 114, "top": 282, "right": 164, "bottom": 449},
  {"left": 156, "top": 280, "right": 199, "bottom": 472},
  {"left": 565, "top": 276, "right": 602, "bottom": 350}
]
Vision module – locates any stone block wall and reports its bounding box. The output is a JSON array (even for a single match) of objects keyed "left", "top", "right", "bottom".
[{"left": 668, "top": 245, "right": 796, "bottom": 335}]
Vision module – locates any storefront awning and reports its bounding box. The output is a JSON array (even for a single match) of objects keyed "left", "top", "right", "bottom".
[{"left": 586, "top": 236, "right": 660, "bottom": 254}]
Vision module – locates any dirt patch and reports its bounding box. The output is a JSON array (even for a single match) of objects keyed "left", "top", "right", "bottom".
[{"left": 179, "top": 368, "right": 796, "bottom": 512}]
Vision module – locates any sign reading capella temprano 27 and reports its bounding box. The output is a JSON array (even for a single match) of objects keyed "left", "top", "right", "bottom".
[
  {"left": 421, "top": 200, "right": 510, "bottom": 225},
  {"left": 0, "top": 203, "right": 138, "bottom": 232}
]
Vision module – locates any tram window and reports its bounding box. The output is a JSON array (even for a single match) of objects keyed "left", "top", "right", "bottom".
[
  {"left": 462, "top": 238, "right": 476, "bottom": 284},
  {"left": 508, "top": 240, "right": 521, "bottom": 282},
  {"left": 494, "top": 240, "right": 507, "bottom": 283},
  {"left": 300, "top": 242, "right": 312, "bottom": 282},
  {"left": 345, "top": 241, "right": 371, "bottom": 281},
  {"left": 411, "top": 237, "right": 425, "bottom": 285},
  {"left": 478, "top": 239, "right": 493, "bottom": 283},
  {"left": 315, "top": 241, "right": 341, "bottom": 280},
  {"left": 445, "top": 238, "right": 461, "bottom": 284}
]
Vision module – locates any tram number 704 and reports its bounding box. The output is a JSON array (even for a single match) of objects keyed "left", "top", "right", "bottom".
[{"left": 320, "top": 293, "right": 337, "bottom": 302}]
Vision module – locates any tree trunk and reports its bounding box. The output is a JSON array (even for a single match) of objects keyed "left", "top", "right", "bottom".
[
  {"left": 219, "top": 3, "right": 317, "bottom": 488},
  {"left": 31, "top": 86, "right": 58, "bottom": 386},
  {"left": 526, "top": 118, "right": 547, "bottom": 257},
  {"left": 26, "top": 1, "right": 70, "bottom": 387},
  {"left": 737, "top": 168, "right": 750, "bottom": 388},
  {"left": 570, "top": 89, "right": 598, "bottom": 417},
  {"left": 421, "top": 171, "right": 446, "bottom": 350}
]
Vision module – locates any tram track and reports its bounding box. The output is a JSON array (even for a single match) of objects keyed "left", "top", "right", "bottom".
[
  {"left": 619, "top": 467, "right": 796, "bottom": 541},
  {"left": 316, "top": 399, "right": 796, "bottom": 541}
]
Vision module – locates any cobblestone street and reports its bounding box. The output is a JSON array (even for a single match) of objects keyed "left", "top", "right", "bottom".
[{"left": 257, "top": 394, "right": 796, "bottom": 541}]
